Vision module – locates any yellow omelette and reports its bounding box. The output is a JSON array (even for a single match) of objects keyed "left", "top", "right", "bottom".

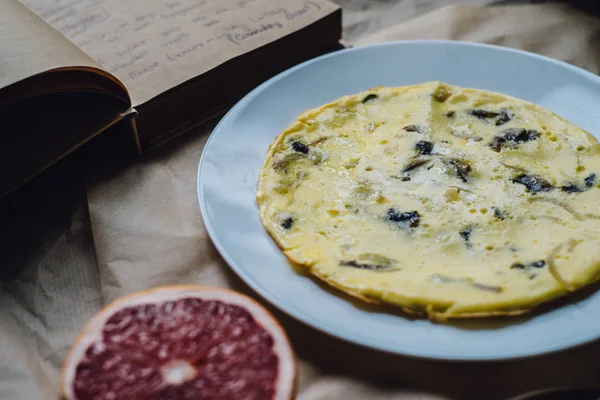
[{"left": 256, "top": 81, "right": 600, "bottom": 320}]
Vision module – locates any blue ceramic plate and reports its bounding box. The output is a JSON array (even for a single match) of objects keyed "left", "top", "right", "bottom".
[{"left": 198, "top": 41, "right": 600, "bottom": 360}]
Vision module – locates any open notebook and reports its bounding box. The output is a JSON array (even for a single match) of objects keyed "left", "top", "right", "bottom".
[{"left": 0, "top": 0, "right": 341, "bottom": 198}]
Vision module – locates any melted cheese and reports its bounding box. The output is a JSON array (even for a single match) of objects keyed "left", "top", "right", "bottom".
[{"left": 256, "top": 81, "right": 600, "bottom": 319}]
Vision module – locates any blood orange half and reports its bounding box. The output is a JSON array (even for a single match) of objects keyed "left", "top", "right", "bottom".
[{"left": 61, "top": 285, "right": 296, "bottom": 400}]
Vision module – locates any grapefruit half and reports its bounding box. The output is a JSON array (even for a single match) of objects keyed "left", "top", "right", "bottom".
[{"left": 61, "top": 285, "right": 296, "bottom": 400}]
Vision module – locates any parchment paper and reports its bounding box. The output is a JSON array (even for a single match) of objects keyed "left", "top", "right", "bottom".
[{"left": 3, "top": 2, "right": 600, "bottom": 400}]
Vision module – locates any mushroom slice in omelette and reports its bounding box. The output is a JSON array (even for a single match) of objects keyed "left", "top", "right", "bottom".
[{"left": 256, "top": 81, "right": 600, "bottom": 320}]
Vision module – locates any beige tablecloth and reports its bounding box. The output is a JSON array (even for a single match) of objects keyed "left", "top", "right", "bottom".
[{"left": 3, "top": 2, "right": 600, "bottom": 400}]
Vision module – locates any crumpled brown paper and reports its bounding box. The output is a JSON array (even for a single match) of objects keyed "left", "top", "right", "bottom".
[
  {"left": 354, "top": 2, "right": 600, "bottom": 74},
  {"left": 3, "top": 2, "right": 600, "bottom": 400}
]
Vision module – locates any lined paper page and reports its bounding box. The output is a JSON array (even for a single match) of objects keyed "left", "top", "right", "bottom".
[
  {"left": 22, "top": 0, "right": 340, "bottom": 105},
  {"left": 0, "top": 0, "right": 99, "bottom": 90}
]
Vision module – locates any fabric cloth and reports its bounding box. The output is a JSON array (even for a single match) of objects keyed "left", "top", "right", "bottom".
[{"left": 3, "top": 2, "right": 600, "bottom": 399}]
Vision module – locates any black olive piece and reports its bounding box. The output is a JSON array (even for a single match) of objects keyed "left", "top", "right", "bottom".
[
  {"left": 531, "top": 260, "right": 546, "bottom": 268},
  {"left": 403, "top": 125, "right": 424, "bottom": 133},
  {"left": 495, "top": 109, "right": 512, "bottom": 126},
  {"left": 489, "top": 128, "right": 540, "bottom": 152},
  {"left": 281, "top": 217, "right": 294, "bottom": 229},
  {"left": 585, "top": 173, "right": 597, "bottom": 188},
  {"left": 561, "top": 184, "right": 583, "bottom": 193},
  {"left": 415, "top": 140, "right": 434, "bottom": 155},
  {"left": 511, "top": 260, "right": 545, "bottom": 269},
  {"left": 491, "top": 207, "right": 506, "bottom": 220},
  {"left": 401, "top": 177, "right": 411, "bottom": 182},
  {"left": 459, "top": 226, "right": 473, "bottom": 242},
  {"left": 503, "top": 128, "right": 540, "bottom": 143},
  {"left": 512, "top": 174, "right": 553, "bottom": 192},
  {"left": 489, "top": 136, "right": 506, "bottom": 152},
  {"left": 449, "top": 159, "right": 472, "bottom": 183},
  {"left": 402, "top": 158, "right": 430, "bottom": 173},
  {"left": 502, "top": 128, "right": 526, "bottom": 141},
  {"left": 386, "top": 209, "right": 420, "bottom": 228},
  {"left": 291, "top": 141, "right": 309, "bottom": 154},
  {"left": 340, "top": 260, "right": 385, "bottom": 270},
  {"left": 446, "top": 111, "right": 455, "bottom": 117},
  {"left": 362, "top": 94, "right": 378, "bottom": 103},
  {"left": 470, "top": 109, "right": 500, "bottom": 119}
]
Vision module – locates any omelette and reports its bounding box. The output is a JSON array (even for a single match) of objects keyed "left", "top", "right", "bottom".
[{"left": 256, "top": 81, "right": 600, "bottom": 320}]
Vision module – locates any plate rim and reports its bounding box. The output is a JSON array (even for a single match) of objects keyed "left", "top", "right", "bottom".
[{"left": 197, "top": 39, "right": 600, "bottom": 361}]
